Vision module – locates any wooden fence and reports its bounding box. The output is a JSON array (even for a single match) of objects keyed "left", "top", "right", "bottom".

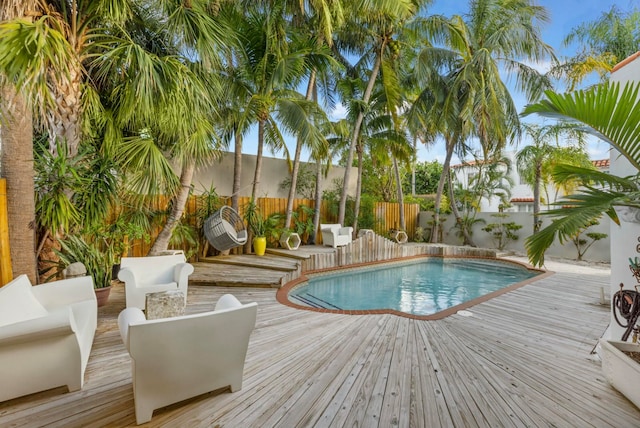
[{"left": 128, "top": 196, "right": 419, "bottom": 258}]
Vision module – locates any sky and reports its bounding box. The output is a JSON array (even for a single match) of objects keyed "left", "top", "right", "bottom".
[{"left": 242, "top": 0, "right": 637, "bottom": 165}]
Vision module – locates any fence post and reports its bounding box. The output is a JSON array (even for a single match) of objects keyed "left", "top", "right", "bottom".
[{"left": 0, "top": 179, "right": 12, "bottom": 285}]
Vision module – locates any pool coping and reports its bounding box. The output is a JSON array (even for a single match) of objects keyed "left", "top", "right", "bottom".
[{"left": 276, "top": 255, "right": 553, "bottom": 320}]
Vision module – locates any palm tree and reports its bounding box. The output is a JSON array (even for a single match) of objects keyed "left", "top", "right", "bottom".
[
  {"left": 522, "top": 81, "right": 640, "bottom": 266},
  {"left": 516, "top": 123, "right": 588, "bottom": 232},
  {"left": 475, "top": 156, "right": 513, "bottom": 210},
  {"left": 0, "top": 1, "right": 229, "bottom": 257},
  {"left": 0, "top": 1, "right": 38, "bottom": 281},
  {"left": 335, "top": 0, "right": 422, "bottom": 226},
  {"left": 413, "top": 0, "right": 555, "bottom": 242},
  {"left": 550, "top": 5, "right": 640, "bottom": 90},
  {"left": 230, "top": 5, "right": 327, "bottom": 204},
  {"left": 255, "top": 0, "right": 344, "bottom": 232}
]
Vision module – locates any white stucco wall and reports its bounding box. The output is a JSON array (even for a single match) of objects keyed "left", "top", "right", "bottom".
[
  {"left": 608, "top": 54, "right": 640, "bottom": 340},
  {"left": 191, "top": 151, "right": 357, "bottom": 199},
  {"left": 418, "top": 211, "right": 611, "bottom": 262}
]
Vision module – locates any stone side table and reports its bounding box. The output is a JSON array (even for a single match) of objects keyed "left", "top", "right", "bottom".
[{"left": 146, "top": 290, "right": 186, "bottom": 320}]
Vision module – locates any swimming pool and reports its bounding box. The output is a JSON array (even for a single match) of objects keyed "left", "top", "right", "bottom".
[{"left": 286, "top": 258, "right": 541, "bottom": 318}]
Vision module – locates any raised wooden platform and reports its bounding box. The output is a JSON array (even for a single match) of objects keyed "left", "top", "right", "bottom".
[{"left": 191, "top": 239, "right": 499, "bottom": 289}]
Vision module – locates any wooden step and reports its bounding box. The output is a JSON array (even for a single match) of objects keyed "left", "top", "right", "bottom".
[
  {"left": 190, "top": 262, "right": 287, "bottom": 287},
  {"left": 199, "top": 254, "right": 300, "bottom": 272}
]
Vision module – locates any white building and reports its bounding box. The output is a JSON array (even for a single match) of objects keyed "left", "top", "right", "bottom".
[
  {"left": 607, "top": 51, "right": 640, "bottom": 341},
  {"left": 452, "top": 152, "right": 610, "bottom": 213}
]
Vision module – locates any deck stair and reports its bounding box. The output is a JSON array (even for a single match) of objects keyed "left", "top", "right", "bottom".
[{"left": 200, "top": 254, "right": 300, "bottom": 272}]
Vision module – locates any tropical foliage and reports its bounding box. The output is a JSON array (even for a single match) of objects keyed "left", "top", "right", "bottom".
[
  {"left": 482, "top": 213, "right": 522, "bottom": 251},
  {"left": 3, "top": 0, "right": 634, "bottom": 277},
  {"left": 516, "top": 123, "right": 589, "bottom": 232},
  {"left": 409, "top": 0, "right": 554, "bottom": 243},
  {"left": 551, "top": 5, "right": 640, "bottom": 90},
  {"left": 523, "top": 81, "right": 640, "bottom": 266}
]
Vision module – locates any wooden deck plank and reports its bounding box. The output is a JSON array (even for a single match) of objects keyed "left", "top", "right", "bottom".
[{"left": 1, "top": 254, "right": 638, "bottom": 427}]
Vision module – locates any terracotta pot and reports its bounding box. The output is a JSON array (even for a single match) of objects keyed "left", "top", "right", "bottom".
[
  {"left": 95, "top": 286, "right": 112, "bottom": 307},
  {"left": 253, "top": 236, "right": 267, "bottom": 256}
]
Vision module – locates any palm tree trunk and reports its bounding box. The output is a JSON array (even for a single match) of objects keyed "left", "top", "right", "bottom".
[
  {"left": 148, "top": 160, "right": 195, "bottom": 255},
  {"left": 251, "top": 121, "right": 266, "bottom": 201},
  {"left": 48, "top": 63, "right": 83, "bottom": 157},
  {"left": 1, "top": 85, "right": 37, "bottom": 282},
  {"left": 352, "top": 144, "right": 364, "bottom": 235},
  {"left": 338, "top": 49, "right": 383, "bottom": 225},
  {"left": 231, "top": 129, "right": 242, "bottom": 212},
  {"left": 1, "top": 1, "right": 39, "bottom": 283},
  {"left": 310, "top": 160, "right": 323, "bottom": 245},
  {"left": 533, "top": 163, "right": 541, "bottom": 232},
  {"left": 411, "top": 135, "right": 417, "bottom": 196},
  {"left": 447, "top": 174, "right": 475, "bottom": 246},
  {"left": 285, "top": 70, "right": 317, "bottom": 230},
  {"left": 393, "top": 156, "right": 405, "bottom": 230},
  {"left": 284, "top": 138, "right": 303, "bottom": 230},
  {"left": 431, "top": 138, "right": 454, "bottom": 243}
]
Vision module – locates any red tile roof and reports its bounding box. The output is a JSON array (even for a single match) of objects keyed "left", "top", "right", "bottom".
[
  {"left": 451, "top": 160, "right": 484, "bottom": 168},
  {"left": 611, "top": 51, "right": 640, "bottom": 73},
  {"left": 592, "top": 159, "right": 609, "bottom": 168},
  {"left": 511, "top": 198, "right": 534, "bottom": 203}
]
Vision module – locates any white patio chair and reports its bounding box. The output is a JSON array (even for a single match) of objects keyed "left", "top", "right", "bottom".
[
  {"left": 320, "top": 223, "right": 353, "bottom": 248},
  {"left": 118, "top": 294, "right": 258, "bottom": 424},
  {"left": 0, "top": 274, "right": 97, "bottom": 402},
  {"left": 118, "top": 253, "right": 194, "bottom": 309}
]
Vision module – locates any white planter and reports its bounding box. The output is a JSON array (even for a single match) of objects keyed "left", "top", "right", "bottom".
[
  {"left": 600, "top": 339, "right": 640, "bottom": 409},
  {"left": 279, "top": 232, "right": 301, "bottom": 250}
]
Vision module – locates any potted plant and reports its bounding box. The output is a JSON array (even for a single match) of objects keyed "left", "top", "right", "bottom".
[
  {"left": 89, "top": 214, "right": 148, "bottom": 279},
  {"left": 48, "top": 234, "right": 113, "bottom": 306},
  {"left": 244, "top": 201, "right": 267, "bottom": 256}
]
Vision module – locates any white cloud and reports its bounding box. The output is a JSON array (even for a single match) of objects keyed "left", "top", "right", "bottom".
[
  {"left": 521, "top": 59, "right": 554, "bottom": 74},
  {"left": 330, "top": 103, "right": 347, "bottom": 120},
  {"left": 588, "top": 140, "right": 611, "bottom": 160}
]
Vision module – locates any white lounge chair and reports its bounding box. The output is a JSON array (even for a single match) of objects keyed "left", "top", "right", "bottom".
[
  {"left": 118, "top": 294, "right": 258, "bottom": 424},
  {"left": 320, "top": 223, "right": 353, "bottom": 248},
  {"left": 118, "top": 253, "right": 194, "bottom": 309},
  {"left": 0, "top": 274, "right": 97, "bottom": 402}
]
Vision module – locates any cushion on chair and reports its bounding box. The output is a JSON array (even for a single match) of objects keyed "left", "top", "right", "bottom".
[
  {"left": 221, "top": 219, "right": 237, "bottom": 238},
  {"left": 0, "top": 278, "right": 48, "bottom": 327}
]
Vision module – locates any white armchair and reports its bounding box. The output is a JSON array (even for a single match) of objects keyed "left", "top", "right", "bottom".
[
  {"left": 0, "top": 274, "right": 97, "bottom": 402},
  {"left": 118, "top": 294, "right": 258, "bottom": 424},
  {"left": 118, "top": 254, "right": 194, "bottom": 309},
  {"left": 320, "top": 223, "right": 353, "bottom": 248}
]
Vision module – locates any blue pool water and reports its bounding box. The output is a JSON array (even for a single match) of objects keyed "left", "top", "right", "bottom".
[{"left": 288, "top": 258, "right": 538, "bottom": 316}]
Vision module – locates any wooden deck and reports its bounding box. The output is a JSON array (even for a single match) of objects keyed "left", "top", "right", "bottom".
[{"left": 1, "top": 256, "right": 638, "bottom": 427}]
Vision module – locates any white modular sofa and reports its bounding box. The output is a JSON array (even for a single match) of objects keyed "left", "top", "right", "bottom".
[
  {"left": 0, "top": 274, "right": 97, "bottom": 402},
  {"left": 118, "top": 294, "right": 258, "bottom": 424},
  {"left": 320, "top": 223, "right": 354, "bottom": 248},
  {"left": 118, "top": 253, "right": 194, "bottom": 309}
]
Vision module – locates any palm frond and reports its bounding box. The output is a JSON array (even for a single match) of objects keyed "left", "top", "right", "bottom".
[{"left": 523, "top": 81, "right": 640, "bottom": 171}]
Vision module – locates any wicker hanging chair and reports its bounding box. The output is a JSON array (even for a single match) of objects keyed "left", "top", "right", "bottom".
[{"left": 204, "top": 206, "right": 248, "bottom": 251}]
